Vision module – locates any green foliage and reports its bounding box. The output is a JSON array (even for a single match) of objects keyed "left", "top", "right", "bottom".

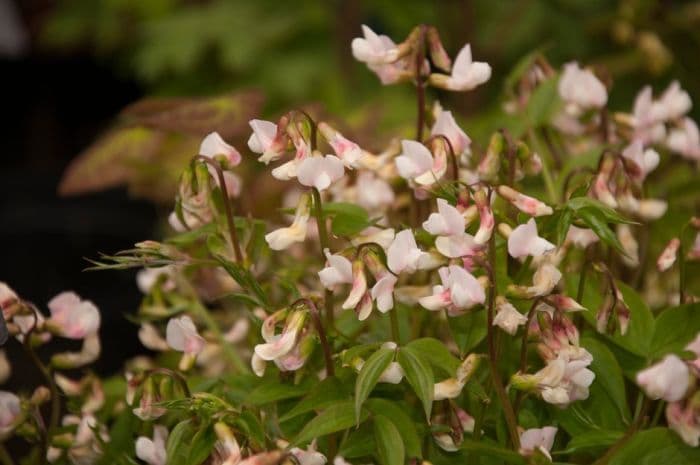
[{"left": 354, "top": 347, "right": 395, "bottom": 423}]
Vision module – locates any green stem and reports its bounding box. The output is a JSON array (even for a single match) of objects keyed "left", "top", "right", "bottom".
[
  {"left": 311, "top": 187, "right": 335, "bottom": 329},
  {"left": 389, "top": 309, "right": 401, "bottom": 344},
  {"left": 514, "top": 298, "right": 541, "bottom": 415},
  {"left": 301, "top": 298, "right": 335, "bottom": 377}
]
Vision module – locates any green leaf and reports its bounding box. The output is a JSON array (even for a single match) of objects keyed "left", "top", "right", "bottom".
[
  {"left": 556, "top": 208, "right": 573, "bottom": 245},
  {"left": 397, "top": 346, "right": 434, "bottom": 421},
  {"left": 460, "top": 439, "right": 527, "bottom": 464},
  {"left": 365, "top": 399, "right": 422, "bottom": 459},
  {"left": 559, "top": 429, "right": 623, "bottom": 456},
  {"left": 450, "top": 310, "right": 488, "bottom": 356},
  {"left": 575, "top": 207, "right": 625, "bottom": 254},
  {"left": 615, "top": 281, "right": 655, "bottom": 357},
  {"left": 323, "top": 202, "right": 372, "bottom": 237},
  {"left": 187, "top": 424, "right": 216, "bottom": 465},
  {"left": 246, "top": 381, "right": 309, "bottom": 406},
  {"left": 526, "top": 77, "right": 559, "bottom": 128},
  {"left": 650, "top": 303, "right": 700, "bottom": 357},
  {"left": 354, "top": 347, "right": 394, "bottom": 423},
  {"left": 581, "top": 337, "right": 630, "bottom": 423},
  {"left": 232, "top": 410, "right": 266, "bottom": 449},
  {"left": 293, "top": 400, "right": 369, "bottom": 446},
  {"left": 280, "top": 377, "right": 349, "bottom": 422},
  {"left": 608, "top": 428, "right": 700, "bottom": 465},
  {"left": 405, "top": 338, "right": 460, "bottom": 376},
  {"left": 566, "top": 197, "right": 635, "bottom": 224},
  {"left": 213, "top": 251, "right": 269, "bottom": 307},
  {"left": 338, "top": 424, "right": 376, "bottom": 458},
  {"left": 373, "top": 415, "right": 405, "bottom": 465},
  {"left": 97, "top": 405, "right": 138, "bottom": 465},
  {"left": 166, "top": 420, "right": 196, "bottom": 465}
]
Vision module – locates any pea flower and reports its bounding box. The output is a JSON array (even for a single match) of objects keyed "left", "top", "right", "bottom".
[
  {"left": 666, "top": 401, "right": 700, "bottom": 447},
  {"left": 565, "top": 226, "right": 599, "bottom": 249},
  {"left": 654, "top": 80, "right": 692, "bottom": 122},
  {"left": 318, "top": 249, "right": 353, "bottom": 290},
  {"left": 667, "top": 117, "right": 700, "bottom": 161},
  {"left": 423, "top": 198, "right": 465, "bottom": 236},
  {"left": 621, "top": 141, "right": 659, "bottom": 182},
  {"left": 519, "top": 426, "right": 557, "bottom": 460},
  {"left": 419, "top": 265, "right": 485, "bottom": 315},
  {"left": 430, "top": 110, "right": 471, "bottom": 156},
  {"left": 318, "top": 122, "right": 362, "bottom": 167},
  {"left": 387, "top": 229, "right": 432, "bottom": 274},
  {"left": 200, "top": 132, "right": 241, "bottom": 167},
  {"left": 631, "top": 86, "right": 667, "bottom": 144},
  {"left": 636, "top": 354, "right": 690, "bottom": 402},
  {"left": 248, "top": 119, "right": 287, "bottom": 164},
  {"left": 434, "top": 354, "right": 480, "bottom": 400},
  {"left": 473, "top": 189, "right": 495, "bottom": 245},
  {"left": 354, "top": 172, "right": 395, "bottom": 212},
  {"left": 493, "top": 297, "right": 528, "bottom": 335},
  {"left": 657, "top": 238, "right": 680, "bottom": 272},
  {"left": 351, "top": 25, "right": 399, "bottom": 65},
  {"left": 45, "top": 292, "right": 100, "bottom": 340},
  {"left": 289, "top": 442, "right": 328, "bottom": 465},
  {"left": 265, "top": 192, "right": 311, "bottom": 250},
  {"left": 350, "top": 342, "right": 404, "bottom": 384},
  {"left": 558, "top": 62, "right": 607, "bottom": 109},
  {"left": 297, "top": 155, "right": 345, "bottom": 191},
  {"left": 0, "top": 391, "right": 21, "bottom": 436},
  {"left": 254, "top": 310, "right": 307, "bottom": 363},
  {"left": 529, "top": 352, "right": 595, "bottom": 406},
  {"left": 135, "top": 425, "right": 168, "bottom": 465},
  {"left": 166, "top": 316, "right": 205, "bottom": 359},
  {"left": 497, "top": 186, "right": 553, "bottom": 217},
  {"left": 507, "top": 263, "right": 562, "bottom": 299},
  {"left": 507, "top": 219, "right": 555, "bottom": 259},
  {"left": 395, "top": 140, "right": 446, "bottom": 186},
  {"left": 428, "top": 44, "right": 491, "bottom": 91}
]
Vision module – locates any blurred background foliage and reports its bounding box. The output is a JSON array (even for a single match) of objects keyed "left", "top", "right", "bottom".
[{"left": 35, "top": 0, "right": 700, "bottom": 202}]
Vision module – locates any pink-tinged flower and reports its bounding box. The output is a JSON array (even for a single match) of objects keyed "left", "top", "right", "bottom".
[
  {"left": 46, "top": 292, "right": 100, "bottom": 339},
  {"left": 536, "top": 352, "right": 595, "bottom": 406},
  {"left": 138, "top": 323, "right": 170, "bottom": 351},
  {"left": 371, "top": 275, "right": 398, "bottom": 313},
  {"left": 654, "top": 80, "right": 692, "bottom": 122},
  {"left": 0, "top": 391, "right": 21, "bottom": 436},
  {"left": 423, "top": 198, "right": 465, "bottom": 236},
  {"left": 636, "top": 355, "right": 689, "bottom": 402},
  {"left": 493, "top": 297, "right": 528, "bottom": 335},
  {"left": 200, "top": 132, "right": 241, "bottom": 167},
  {"left": 666, "top": 402, "right": 700, "bottom": 447},
  {"left": 435, "top": 233, "right": 480, "bottom": 259},
  {"left": 318, "top": 122, "right": 362, "bottom": 167},
  {"left": 166, "top": 316, "right": 205, "bottom": 355},
  {"left": 667, "top": 118, "right": 700, "bottom": 161},
  {"left": 136, "top": 425, "right": 168, "bottom": 465},
  {"left": 622, "top": 141, "right": 659, "bottom": 182},
  {"left": 136, "top": 266, "right": 176, "bottom": 294},
  {"left": 387, "top": 229, "right": 431, "bottom": 274},
  {"left": 519, "top": 426, "right": 557, "bottom": 460},
  {"left": 473, "top": 189, "right": 494, "bottom": 245},
  {"left": 508, "top": 264, "right": 562, "bottom": 299},
  {"left": 395, "top": 140, "right": 446, "bottom": 186},
  {"left": 631, "top": 86, "right": 667, "bottom": 144},
  {"left": 265, "top": 192, "right": 311, "bottom": 250},
  {"left": 657, "top": 238, "right": 681, "bottom": 272},
  {"left": 51, "top": 333, "right": 100, "bottom": 369},
  {"left": 254, "top": 311, "right": 306, "bottom": 362},
  {"left": 558, "top": 62, "right": 607, "bottom": 109},
  {"left": 547, "top": 294, "right": 586, "bottom": 312},
  {"left": 351, "top": 25, "right": 400, "bottom": 65},
  {"left": 0, "top": 282, "right": 19, "bottom": 316},
  {"left": 248, "top": 119, "right": 287, "bottom": 164},
  {"left": 428, "top": 44, "right": 491, "bottom": 91},
  {"left": 318, "top": 249, "right": 353, "bottom": 290},
  {"left": 497, "top": 186, "right": 553, "bottom": 217},
  {"left": 342, "top": 259, "right": 368, "bottom": 310},
  {"left": 508, "top": 219, "right": 555, "bottom": 259},
  {"left": 419, "top": 265, "right": 485, "bottom": 314},
  {"left": 297, "top": 155, "right": 345, "bottom": 191},
  {"left": 565, "top": 226, "right": 598, "bottom": 248},
  {"left": 430, "top": 110, "right": 471, "bottom": 155},
  {"left": 352, "top": 227, "right": 396, "bottom": 249},
  {"left": 354, "top": 173, "right": 394, "bottom": 213},
  {"left": 289, "top": 443, "right": 327, "bottom": 465}
]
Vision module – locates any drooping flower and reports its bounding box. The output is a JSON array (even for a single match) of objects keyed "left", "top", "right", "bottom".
[
  {"left": 428, "top": 44, "right": 491, "bottom": 91},
  {"left": 46, "top": 292, "right": 100, "bottom": 340},
  {"left": 621, "top": 141, "right": 659, "bottom": 182},
  {"left": 636, "top": 355, "right": 689, "bottom": 402},
  {"left": 430, "top": 110, "right": 471, "bottom": 156},
  {"left": 473, "top": 189, "right": 494, "bottom": 245},
  {"left": 297, "top": 155, "right": 345, "bottom": 191},
  {"left": 318, "top": 249, "right": 353, "bottom": 290},
  {"left": 519, "top": 426, "right": 557, "bottom": 460},
  {"left": 434, "top": 354, "right": 480, "bottom": 400},
  {"left": 166, "top": 316, "right": 205, "bottom": 356},
  {"left": 135, "top": 425, "right": 168, "bottom": 465},
  {"left": 653, "top": 80, "right": 692, "bottom": 122},
  {"left": 254, "top": 310, "right": 307, "bottom": 363},
  {"left": 318, "top": 122, "right": 362, "bottom": 168},
  {"left": 565, "top": 226, "right": 599, "bottom": 249},
  {"left": 200, "top": 132, "right": 241, "bottom": 167},
  {"left": 507, "top": 219, "right": 555, "bottom": 259},
  {"left": 631, "top": 86, "right": 667, "bottom": 144},
  {"left": 667, "top": 117, "right": 700, "bottom": 161},
  {"left": 493, "top": 297, "right": 528, "bottom": 335},
  {"left": 265, "top": 192, "right": 311, "bottom": 250},
  {"left": 248, "top": 119, "right": 287, "bottom": 164},
  {"left": 387, "top": 229, "right": 431, "bottom": 274},
  {"left": 351, "top": 25, "right": 400, "bottom": 65},
  {"left": 423, "top": 198, "right": 465, "bottom": 236},
  {"left": 349, "top": 342, "right": 404, "bottom": 384},
  {"left": 657, "top": 238, "right": 680, "bottom": 272},
  {"left": 419, "top": 265, "right": 485, "bottom": 315},
  {"left": 395, "top": 140, "right": 446, "bottom": 186},
  {"left": 289, "top": 442, "right": 328, "bottom": 465},
  {"left": 558, "top": 62, "right": 607, "bottom": 109},
  {"left": 497, "top": 186, "right": 553, "bottom": 217},
  {"left": 525, "top": 351, "right": 595, "bottom": 406}
]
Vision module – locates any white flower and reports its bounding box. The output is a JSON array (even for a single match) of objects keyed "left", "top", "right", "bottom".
[
  {"left": 631, "top": 86, "right": 667, "bottom": 144},
  {"left": 621, "top": 141, "right": 659, "bottom": 182},
  {"left": 428, "top": 44, "right": 491, "bottom": 91},
  {"left": 351, "top": 25, "right": 399, "bottom": 65},
  {"left": 423, "top": 198, "right": 465, "bottom": 236},
  {"left": 371, "top": 274, "right": 398, "bottom": 313},
  {"left": 318, "top": 122, "right": 362, "bottom": 167},
  {"left": 653, "top": 80, "right": 692, "bottom": 122},
  {"left": 138, "top": 323, "right": 170, "bottom": 351},
  {"left": 351, "top": 227, "right": 396, "bottom": 249},
  {"left": 46, "top": 292, "right": 100, "bottom": 340},
  {"left": 395, "top": 140, "right": 445, "bottom": 186},
  {"left": 565, "top": 226, "right": 599, "bottom": 248},
  {"left": 636, "top": 355, "right": 689, "bottom": 402},
  {"left": 497, "top": 186, "right": 553, "bottom": 217},
  {"left": 135, "top": 425, "right": 168, "bottom": 465},
  {"left": 435, "top": 233, "right": 480, "bottom": 259},
  {"left": 136, "top": 266, "right": 176, "bottom": 294},
  {"left": 166, "top": 316, "right": 205, "bottom": 355},
  {"left": 666, "top": 402, "right": 700, "bottom": 447},
  {"left": 265, "top": 193, "right": 311, "bottom": 250},
  {"left": 0, "top": 391, "right": 21, "bottom": 435},
  {"left": 508, "top": 219, "right": 555, "bottom": 259},
  {"left": 419, "top": 265, "right": 485, "bottom": 313},
  {"left": 657, "top": 238, "right": 680, "bottom": 272},
  {"left": 297, "top": 155, "right": 345, "bottom": 191},
  {"left": 667, "top": 117, "right": 700, "bottom": 160},
  {"left": 536, "top": 351, "right": 595, "bottom": 406},
  {"left": 248, "top": 119, "right": 286, "bottom": 164},
  {"left": 200, "top": 132, "right": 241, "bottom": 167},
  {"left": 493, "top": 298, "right": 528, "bottom": 335},
  {"left": 387, "top": 229, "right": 431, "bottom": 274},
  {"left": 254, "top": 311, "right": 306, "bottom": 362},
  {"left": 558, "top": 62, "right": 607, "bottom": 109},
  {"left": 519, "top": 426, "right": 557, "bottom": 460},
  {"left": 318, "top": 249, "right": 353, "bottom": 290},
  {"left": 430, "top": 110, "right": 471, "bottom": 155},
  {"left": 289, "top": 443, "right": 327, "bottom": 465},
  {"left": 355, "top": 172, "right": 394, "bottom": 212}
]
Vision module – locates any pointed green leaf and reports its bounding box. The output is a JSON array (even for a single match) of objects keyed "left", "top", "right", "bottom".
[
  {"left": 406, "top": 337, "right": 460, "bottom": 376},
  {"left": 293, "top": 400, "right": 369, "bottom": 446},
  {"left": 397, "top": 346, "right": 434, "bottom": 421},
  {"left": 280, "top": 377, "right": 349, "bottom": 422},
  {"left": 575, "top": 207, "right": 625, "bottom": 254},
  {"left": 650, "top": 303, "right": 700, "bottom": 357},
  {"left": 373, "top": 415, "right": 405, "bottom": 465},
  {"left": 354, "top": 347, "right": 394, "bottom": 424},
  {"left": 365, "top": 399, "right": 422, "bottom": 459}
]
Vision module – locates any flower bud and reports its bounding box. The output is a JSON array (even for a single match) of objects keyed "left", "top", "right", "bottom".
[
  {"left": 477, "top": 132, "right": 504, "bottom": 182},
  {"left": 342, "top": 259, "right": 368, "bottom": 310},
  {"left": 656, "top": 238, "right": 680, "bottom": 272},
  {"left": 426, "top": 27, "right": 452, "bottom": 72},
  {"left": 497, "top": 185, "right": 553, "bottom": 217}
]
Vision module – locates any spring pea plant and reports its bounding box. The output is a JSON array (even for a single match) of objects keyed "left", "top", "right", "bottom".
[{"left": 3, "top": 23, "right": 700, "bottom": 465}]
